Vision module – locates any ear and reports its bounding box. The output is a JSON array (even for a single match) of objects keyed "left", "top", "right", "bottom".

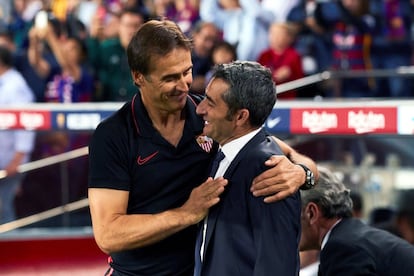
[
  {"left": 305, "top": 202, "right": 320, "bottom": 225},
  {"left": 132, "top": 71, "right": 144, "bottom": 87},
  {"left": 235, "top": 109, "right": 249, "bottom": 126}
]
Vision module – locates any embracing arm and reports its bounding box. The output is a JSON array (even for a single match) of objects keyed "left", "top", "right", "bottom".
[
  {"left": 88, "top": 177, "right": 227, "bottom": 254},
  {"left": 251, "top": 137, "right": 318, "bottom": 203},
  {"left": 276, "top": 137, "right": 317, "bottom": 177}
]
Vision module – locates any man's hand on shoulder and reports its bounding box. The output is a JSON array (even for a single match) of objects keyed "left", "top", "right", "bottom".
[{"left": 251, "top": 155, "right": 305, "bottom": 203}]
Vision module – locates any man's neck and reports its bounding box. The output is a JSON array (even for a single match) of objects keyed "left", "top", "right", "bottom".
[
  {"left": 144, "top": 100, "right": 186, "bottom": 147},
  {"left": 319, "top": 217, "right": 342, "bottom": 249}
]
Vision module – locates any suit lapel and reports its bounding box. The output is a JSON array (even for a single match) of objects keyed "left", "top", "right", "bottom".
[{"left": 203, "top": 129, "right": 267, "bottom": 257}]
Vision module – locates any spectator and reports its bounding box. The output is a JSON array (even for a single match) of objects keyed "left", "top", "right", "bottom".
[
  {"left": 393, "top": 189, "right": 414, "bottom": 244},
  {"left": 86, "top": 7, "right": 146, "bottom": 101},
  {"left": 370, "top": 0, "right": 413, "bottom": 98},
  {"left": 0, "top": 0, "right": 13, "bottom": 30},
  {"left": 369, "top": 207, "right": 396, "bottom": 227},
  {"left": 311, "top": 0, "right": 376, "bottom": 98},
  {"left": 261, "top": 0, "right": 300, "bottom": 23},
  {"left": 0, "top": 29, "right": 48, "bottom": 102},
  {"left": 258, "top": 22, "right": 304, "bottom": 99},
  {"left": 350, "top": 190, "right": 364, "bottom": 219},
  {"left": 8, "top": 0, "right": 43, "bottom": 50},
  {"left": 190, "top": 21, "right": 220, "bottom": 94},
  {"left": 62, "top": 0, "right": 90, "bottom": 41},
  {"left": 28, "top": 20, "right": 93, "bottom": 103},
  {"left": 300, "top": 166, "right": 414, "bottom": 275},
  {"left": 200, "top": 0, "right": 275, "bottom": 61},
  {"left": 165, "top": 0, "right": 200, "bottom": 36},
  {"left": 286, "top": 0, "right": 334, "bottom": 98},
  {"left": 0, "top": 45, "right": 35, "bottom": 224},
  {"left": 372, "top": 189, "right": 414, "bottom": 245},
  {"left": 145, "top": 0, "right": 171, "bottom": 19},
  {"left": 205, "top": 40, "right": 237, "bottom": 86}
]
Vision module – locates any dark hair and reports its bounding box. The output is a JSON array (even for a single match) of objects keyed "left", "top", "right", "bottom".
[
  {"left": 127, "top": 19, "right": 192, "bottom": 76},
  {"left": 68, "top": 36, "right": 88, "bottom": 62},
  {"left": 395, "top": 189, "right": 414, "bottom": 229},
  {"left": 212, "top": 40, "right": 237, "bottom": 61},
  {"left": 0, "top": 45, "right": 13, "bottom": 67},
  {"left": 350, "top": 191, "right": 363, "bottom": 213},
  {"left": 211, "top": 61, "right": 276, "bottom": 127}
]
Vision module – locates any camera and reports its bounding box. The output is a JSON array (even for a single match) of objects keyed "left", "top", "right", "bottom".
[{"left": 34, "top": 10, "right": 49, "bottom": 30}]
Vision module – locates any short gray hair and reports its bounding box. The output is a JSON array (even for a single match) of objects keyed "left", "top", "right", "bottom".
[{"left": 301, "top": 166, "right": 353, "bottom": 219}]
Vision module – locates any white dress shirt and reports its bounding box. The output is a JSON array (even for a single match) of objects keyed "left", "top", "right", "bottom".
[{"left": 200, "top": 128, "right": 261, "bottom": 261}]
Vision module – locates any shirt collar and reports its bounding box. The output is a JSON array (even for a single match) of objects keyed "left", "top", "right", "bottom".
[
  {"left": 220, "top": 128, "right": 261, "bottom": 163},
  {"left": 321, "top": 218, "right": 342, "bottom": 250}
]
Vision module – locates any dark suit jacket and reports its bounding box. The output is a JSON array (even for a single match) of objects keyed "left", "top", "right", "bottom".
[
  {"left": 319, "top": 217, "right": 414, "bottom": 276},
  {"left": 200, "top": 129, "right": 301, "bottom": 276}
]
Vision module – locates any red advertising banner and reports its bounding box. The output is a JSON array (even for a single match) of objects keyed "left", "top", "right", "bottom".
[
  {"left": 0, "top": 110, "right": 51, "bottom": 130},
  {"left": 291, "top": 107, "right": 397, "bottom": 134}
]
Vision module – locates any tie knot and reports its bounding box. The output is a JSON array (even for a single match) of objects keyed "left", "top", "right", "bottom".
[{"left": 215, "top": 150, "right": 225, "bottom": 163}]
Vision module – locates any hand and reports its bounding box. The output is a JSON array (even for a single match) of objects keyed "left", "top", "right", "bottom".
[
  {"left": 251, "top": 155, "right": 305, "bottom": 203},
  {"left": 180, "top": 177, "right": 228, "bottom": 224},
  {"left": 273, "top": 66, "right": 291, "bottom": 82},
  {"left": 5, "top": 163, "right": 19, "bottom": 177},
  {"left": 90, "top": 13, "right": 105, "bottom": 38}
]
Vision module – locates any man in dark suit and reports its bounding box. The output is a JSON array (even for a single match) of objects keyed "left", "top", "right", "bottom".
[
  {"left": 194, "top": 61, "right": 302, "bottom": 275},
  {"left": 300, "top": 166, "right": 414, "bottom": 276}
]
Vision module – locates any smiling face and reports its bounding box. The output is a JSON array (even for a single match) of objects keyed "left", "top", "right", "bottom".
[
  {"left": 196, "top": 77, "right": 238, "bottom": 145},
  {"left": 134, "top": 47, "right": 193, "bottom": 114}
]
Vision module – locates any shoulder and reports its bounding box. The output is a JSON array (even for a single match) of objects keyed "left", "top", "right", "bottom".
[
  {"left": 93, "top": 102, "right": 133, "bottom": 138},
  {"left": 253, "top": 132, "right": 284, "bottom": 157},
  {"left": 240, "top": 131, "right": 283, "bottom": 169}
]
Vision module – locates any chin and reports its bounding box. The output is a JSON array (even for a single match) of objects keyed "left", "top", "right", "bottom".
[{"left": 202, "top": 127, "right": 212, "bottom": 137}]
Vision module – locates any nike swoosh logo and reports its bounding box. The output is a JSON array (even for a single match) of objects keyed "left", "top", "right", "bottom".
[
  {"left": 266, "top": 116, "right": 281, "bottom": 129},
  {"left": 137, "top": 151, "right": 159, "bottom": 165}
]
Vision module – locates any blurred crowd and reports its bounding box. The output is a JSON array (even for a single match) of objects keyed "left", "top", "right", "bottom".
[{"left": 0, "top": 0, "right": 413, "bottom": 102}]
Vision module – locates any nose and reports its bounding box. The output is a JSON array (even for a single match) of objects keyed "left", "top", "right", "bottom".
[
  {"left": 196, "top": 99, "right": 206, "bottom": 115},
  {"left": 177, "top": 74, "right": 191, "bottom": 92}
]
